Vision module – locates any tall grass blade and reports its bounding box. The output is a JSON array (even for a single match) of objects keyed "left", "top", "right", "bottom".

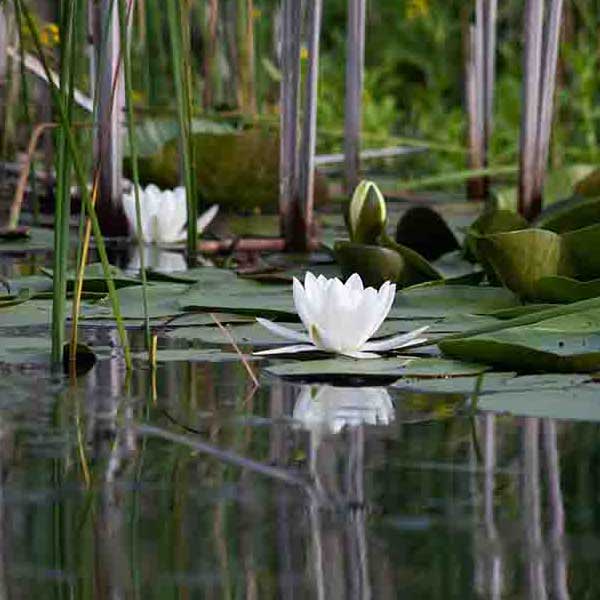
[
  {"left": 118, "top": 0, "right": 151, "bottom": 350},
  {"left": 166, "top": 0, "right": 197, "bottom": 265},
  {"left": 21, "top": 2, "right": 132, "bottom": 370}
]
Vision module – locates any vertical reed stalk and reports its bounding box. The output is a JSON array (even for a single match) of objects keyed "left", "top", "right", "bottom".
[
  {"left": 518, "top": 0, "right": 544, "bottom": 220},
  {"left": 118, "top": 0, "right": 151, "bottom": 350},
  {"left": 296, "top": 0, "right": 323, "bottom": 249},
  {"left": 344, "top": 0, "right": 366, "bottom": 195},
  {"left": 236, "top": 0, "right": 256, "bottom": 116},
  {"left": 535, "top": 0, "right": 564, "bottom": 194},
  {"left": 279, "top": 0, "right": 301, "bottom": 248},
  {"left": 166, "top": 0, "right": 197, "bottom": 265},
  {"left": 22, "top": 3, "right": 132, "bottom": 369},
  {"left": 50, "top": 0, "right": 76, "bottom": 366}
]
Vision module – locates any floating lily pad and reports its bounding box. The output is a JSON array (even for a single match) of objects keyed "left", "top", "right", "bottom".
[
  {"left": 166, "top": 322, "right": 304, "bottom": 346},
  {"left": 478, "top": 385, "right": 600, "bottom": 422},
  {"left": 0, "top": 337, "right": 51, "bottom": 366},
  {"left": 85, "top": 283, "right": 190, "bottom": 319},
  {"left": 265, "top": 356, "right": 487, "bottom": 380},
  {"left": 439, "top": 308, "right": 600, "bottom": 372},
  {"left": 42, "top": 262, "right": 142, "bottom": 292},
  {"left": 390, "top": 285, "right": 519, "bottom": 319},
  {"left": 0, "top": 299, "right": 54, "bottom": 328},
  {"left": 134, "top": 348, "right": 260, "bottom": 364},
  {"left": 0, "top": 227, "right": 55, "bottom": 253},
  {"left": 534, "top": 276, "right": 600, "bottom": 303},
  {"left": 393, "top": 371, "right": 590, "bottom": 395}
]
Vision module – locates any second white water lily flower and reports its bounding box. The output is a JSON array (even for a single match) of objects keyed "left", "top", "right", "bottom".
[
  {"left": 122, "top": 184, "right": 219, "bottom": 244},
  {"left": 255, "top": 272, "right": 428, "bottom": 359}
]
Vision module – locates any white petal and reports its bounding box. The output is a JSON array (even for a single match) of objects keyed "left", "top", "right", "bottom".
[
  {"left": 341, "top": 350, "right": 381, "bottom": 359},
  {"left": 292, "top": 277, "right": 313, "bottom": 331},
  {"left": 361, "top": 326, "right": 429, "bottom": 352},
  {"left": 197, "top": 204, "right": 219, "bottom": 234},
  {"left": 255, "top": 318, "right": 309, "bottom": 343},
  {"left": 345, "top": 273, "right": 364, "bottom": 292},
  {"left": 254, "top": 344, "right": 317, "bottom": 356}
]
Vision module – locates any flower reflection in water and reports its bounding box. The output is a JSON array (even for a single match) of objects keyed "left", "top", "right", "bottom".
[{"left": 292, "top": 385, "right": 395, "bottom": 435}]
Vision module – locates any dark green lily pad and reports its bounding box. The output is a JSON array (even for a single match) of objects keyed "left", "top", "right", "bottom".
[
  {"left": 535, "top": 195, "right": 600, "bottom": 233},
  {"left": 534, "top": 276, "right": 600, "bottom": 303},
  {"left": 439, "top": 308, "right": 600, "bottom": 372},
  {"left": 41, "top": 263, "right": 141, "bottom": 292},
  {"left": 395, "top": 206, "right": 459, "bottom": 261}
]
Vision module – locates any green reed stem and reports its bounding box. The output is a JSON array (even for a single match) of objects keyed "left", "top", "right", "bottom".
[
  {"left": 21, "top": 2, "right": 132, "bottom": 370},
  {"left": 118, "top": 0, "right": 151, "bottom": 350},
  {"left": 166, "top": 0, "right": 197, "bottom": 265},
  {"left": 48, "top": 0, "right": 75, "bottom": 366}
]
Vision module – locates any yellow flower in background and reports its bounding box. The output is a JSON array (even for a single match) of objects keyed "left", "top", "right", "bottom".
[
  {"left": 252, "top": 8, "right": 262, "bottom": 19},
  {"left": 39, "top": 23, "right": 60, "bottom": 47},
  {"left": 406, "top": 0, "right": 429, "bottom": 21},
  {"left": 300, "top": 46, "right": 309, "bottom": 61}
]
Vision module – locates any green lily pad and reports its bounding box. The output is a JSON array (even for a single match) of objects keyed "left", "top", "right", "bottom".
[
  {"left": 534, "top": 276, "right": 600, "bottom": 303},
  {"left": 42, "top": 262, "right": 142, "bottom": 293},
  {"left": 464, "top": 209, "right": 528, "bottom": 263},
  {"left": 84, "top": 283, "right": 190, "bottom": 319},
  {"left": 439, "top": 307, "right": 600, "bottom": 372},
  {"left": 0, "top": 337, "right": 51, "bottom": 366},
  {"left": 166, "top": 322, "right": 304, "bottom": 346},
  {"left": 476, "top": 229, "right": 567, "bottom": 300},
  {"left": 535, "top": 195, "right": 600, "bottom": 233},
  {"left": 478, "top": 385, "right": 600, "bottom": 422},
  {"left": 0, "top": 227, "right": 55, "bottom": 253},
  {"left": 334, "top": 241, "right": 408, "bottom": 288},
  {"left": 395, "top": 206, "right": 459, "bottom": 261},
  {"left": 265, "top": 356, "right": 487, "bottom": 379},
  {"left": 390, "top": 285, "right": 519, "bottom": 319},
  {"left": 134, "top": 348, "right": 261, "bottom": 364},
  {"left": 393, "top": 371, "right": 590, "bottom": 395},
  {"left": 0, "top": 299, "right": 55, "bottom": 328}
]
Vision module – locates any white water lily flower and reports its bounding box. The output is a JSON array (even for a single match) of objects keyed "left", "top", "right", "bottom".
[
  {"left": 255, "top": 272, "right": 428, "bottom": 359},
  {"left": 127, "top": 246, "right": 187, "bottom": 272},
  {"left": 122, "top": 184, "right": 219, "bottom": 244},
  {"left": 293, "top": 385, "right": 395, "bottom": 434}
]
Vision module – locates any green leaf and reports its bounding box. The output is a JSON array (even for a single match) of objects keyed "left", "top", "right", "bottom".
[
  {"left": 42, "top": 262, "right": 142, "bottom": 292},
  {"left": 266, "top": 356, "right": 488, "bottom": 380},
  {"left": 439, "top": 307, "right": 600, "bottom": 372},
  {"left": 0, "top": 227, "right": 55, "bottom": 252},
  {"left": 395, "top": 206, "right": 459, "bottom": 261},
  {"left": 390, "top": 285, "right": 519, "bottom": 318},
  {"left": 535, "top": 195, "right": 600, "bottom": 233},
  {"left": 334, "top": 241, "right": 408, "bottom": 288},
  {"left": 478, "top": 386, "right": 600, "bottom": 422}
]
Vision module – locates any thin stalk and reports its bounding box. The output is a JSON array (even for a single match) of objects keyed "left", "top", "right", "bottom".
[
  {"left": 50, "top": 0, "right": 76, "bottom": 366},
  {"left": 118, "top": 0, "right": 151, "bottom": 350},
  {"left": 166, "top": 0, "right": 197, "bottom": 264},
  {"left": 22, "top": 2, "right": 132, "bottom": 369},
  {"left": 535, "top": 0, "right": 564, "bottom": 194},
  {"left": 518, "top": 0, "right": 544, "bottom": 220}
]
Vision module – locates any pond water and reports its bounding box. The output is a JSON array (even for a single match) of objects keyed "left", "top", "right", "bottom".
[{"left": 1, "top": 228, "right": 600, "bottom": 599}]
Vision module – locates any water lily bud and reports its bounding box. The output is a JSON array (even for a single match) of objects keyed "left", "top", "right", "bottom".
[{"left": 349, "top": 180, "right": 387, "bottom": 244}]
